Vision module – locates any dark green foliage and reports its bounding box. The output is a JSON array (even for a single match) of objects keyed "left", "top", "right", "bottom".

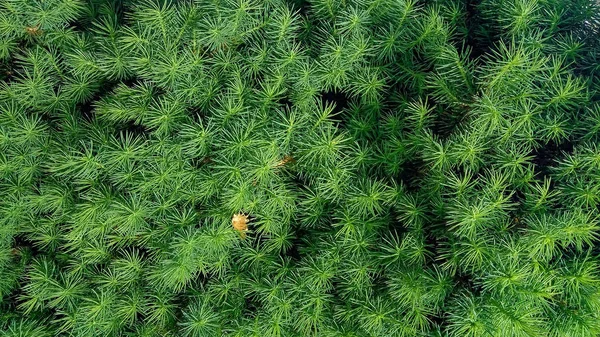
[{"left": 1, "top": 0, "right": 600, "bottom": 336}]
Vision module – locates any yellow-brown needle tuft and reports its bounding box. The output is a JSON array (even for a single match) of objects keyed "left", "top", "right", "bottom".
[
  {"left": 25, "top": 26, "right": 42, "bottom": 36},
  {"left": 232, "top": 213, "right": 249, "bottom": 238},
  {"left": 275, "top": 155, "right": 295, "bottom": 169}
]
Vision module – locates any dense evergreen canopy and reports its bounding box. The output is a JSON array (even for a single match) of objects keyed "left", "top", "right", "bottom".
[{"left": 1, "top": 0, "right": 600, "bottom": 336}]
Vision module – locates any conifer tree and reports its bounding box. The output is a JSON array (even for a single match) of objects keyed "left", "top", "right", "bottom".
[{"left": 1, "top": 0, "right": 600, "bottom": 336}]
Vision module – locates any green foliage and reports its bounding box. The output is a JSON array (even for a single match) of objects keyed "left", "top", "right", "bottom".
[{"left": 1, "top": 0, "right": 600, "bottom": 336}]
